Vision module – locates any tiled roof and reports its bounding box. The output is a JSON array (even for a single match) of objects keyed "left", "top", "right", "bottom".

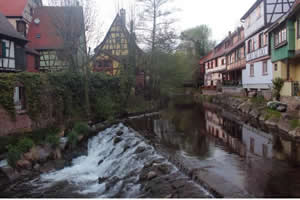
[
  {"left": 0, "top": 0, "right": 28, "bottom": 17},
  {"left": 0, "top": 12, "right": 27, "bottom": 42},
  {"left": 27, "top": 6, "right": 84, "bottom": 50}
]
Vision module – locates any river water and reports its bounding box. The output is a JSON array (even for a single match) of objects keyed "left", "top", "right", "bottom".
[
  {"left": 128, "top": 102, "right": 300, "bottom": 197},
  {"left": 1, "top": 101, "right": 300, "bottom": 198}
]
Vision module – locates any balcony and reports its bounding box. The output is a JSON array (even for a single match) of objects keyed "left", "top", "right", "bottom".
[
  {"left": 227, "top": 59, "right": 246, "bottom": 71},
  {"left": 246, "top": 46, "right": 269, "bottom": 62}
]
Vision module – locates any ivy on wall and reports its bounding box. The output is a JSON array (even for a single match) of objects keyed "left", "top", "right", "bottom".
[
  {"left": 0, "top": 72, "right": 123, "bottom": 123},
  {"left": 0, "top": 74, "right": 17, "bottom": 119}
]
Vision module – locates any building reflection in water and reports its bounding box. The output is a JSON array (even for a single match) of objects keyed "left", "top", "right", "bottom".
[{"left": 205, "top": 110, "right": 274, "bottom": 160}]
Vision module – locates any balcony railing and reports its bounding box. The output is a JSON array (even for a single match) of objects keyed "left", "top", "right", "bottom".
[
  {"left": 227, "top": 59, "right": 246, "bottom": 71},
  {"left": 223, "top": 80, "right": 242, "bottom": 87}
]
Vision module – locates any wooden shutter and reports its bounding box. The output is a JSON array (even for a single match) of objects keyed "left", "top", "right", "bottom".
[{"left": 15, "top": 46, "right": 25, "bottom": 70}]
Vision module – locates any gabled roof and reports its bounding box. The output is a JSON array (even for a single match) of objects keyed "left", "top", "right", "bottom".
[
  {"left": 94, "top": 11, "right": 143, "bottom": 55},
  {"left": 27, "top": 6, "right": 84, "bottom": 50},
  {"left": 241, "top": 0, "right": 263, "bottom": 20},
  {"left": 0, "top": 12, "right": 27, "bottom": 42},
  {"left": 0, "top": 0, "right": 28, "bottom": 17}
]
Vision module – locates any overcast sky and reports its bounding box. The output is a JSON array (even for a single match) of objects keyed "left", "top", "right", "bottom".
[{"left": 93, "top": 0, "right": 256, "bottom": 43}]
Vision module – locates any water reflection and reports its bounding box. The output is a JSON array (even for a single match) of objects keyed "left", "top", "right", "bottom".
[{"left": 128, "top": 102, "right": 300, "bottom": 197}]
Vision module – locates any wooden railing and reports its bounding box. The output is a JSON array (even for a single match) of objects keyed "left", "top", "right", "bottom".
[{"left": 227, "top": 59, "right": 246, "bottom": 71}]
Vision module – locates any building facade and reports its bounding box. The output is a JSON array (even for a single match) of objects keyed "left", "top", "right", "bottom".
[
  {"left": 204, "top": 41, "right": 227, "bottom": 86},
  {"left": 27, "top": 6, "right": 86, "bottom": 72},
  {"left": 223, "top": 27, "right": 246, "bottom": 87},
  {"left": 0, "top": 12, "right": 28, "bottom": 72},
  {"left": 241, "top": 0, "right": 295, "bottom": 92},
  {"left": 269, "top": 1, "right": 300, "bottom": 96}
]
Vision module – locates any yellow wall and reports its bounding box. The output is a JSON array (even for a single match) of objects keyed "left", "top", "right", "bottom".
[
  {"left": 281, "top": 81, "right": 292, "bottom": 96},
  {"left": 273, "top": 61, "right": 288, "bottom": 80}
]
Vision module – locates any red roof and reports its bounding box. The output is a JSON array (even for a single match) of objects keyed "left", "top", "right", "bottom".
[
  {"left": 0, "top": 0, "right": 28, "bottom": 17},
  {"left": 199, "top": 51, "right": 213, "bottom": 64},
  {"left": 27, "top": 6, "right": 84, "bottom": 50}
]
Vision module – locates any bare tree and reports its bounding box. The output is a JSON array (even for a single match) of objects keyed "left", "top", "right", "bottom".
[
  {"left": 47, "top": 0, "right": 102, "bottom": 119},
  {"left": 136, "top": 0, "right": 178, "bottom": 54},
  {"left": 135, "top": 0, "right": 178, "bottom": 102}
]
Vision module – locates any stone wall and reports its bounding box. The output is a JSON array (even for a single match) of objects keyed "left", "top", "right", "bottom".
[
  {"left": 281, "top": 96, "right": 300, "bottom": 112},
  {"left": 0, "top": 107, "right": 32, "bottom": 136},
  {"left": 222, "top": 87, "right": 246, "bottom": 97}
]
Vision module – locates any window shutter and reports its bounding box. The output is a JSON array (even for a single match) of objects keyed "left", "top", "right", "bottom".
[
  {"left": 1, "top": 41, "right": 6, "bottom": 57},
  {"left": 0, "top": 41, "right": 2, "bottom": 57}
]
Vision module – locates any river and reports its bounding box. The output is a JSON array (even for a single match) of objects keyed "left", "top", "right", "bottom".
[{"left": 1, "top": 101, "right": 300, "bottom": 198}]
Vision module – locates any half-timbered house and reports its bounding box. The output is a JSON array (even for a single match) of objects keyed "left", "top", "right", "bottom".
[
  {"left": 241, "top": 0, "right": 295, "bottom": 94},
  {"left": 27, "top": 6, "right": 86, "bottom": 72},
  {"left": 0, "top": 0, "right": 42, "bottom": 72},
  {"left": 223, "top": 28, "right": 246, "bottom": 87},
  {"left": 93, "top": 9, "right": 144, "bottom": 77},
  {"left": 0, "top": 12, "right": 28, "bottom": 72},
  {"left": 204, "top": 40, "right": 227, "bottom": 87}
]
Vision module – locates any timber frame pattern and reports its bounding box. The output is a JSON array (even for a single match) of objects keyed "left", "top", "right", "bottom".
[
  {"left": 93, "top": 9, "right": 143, "bottom": 75},
  {"left": 265, "top": 0, "right": 295, "bottom": 25}
]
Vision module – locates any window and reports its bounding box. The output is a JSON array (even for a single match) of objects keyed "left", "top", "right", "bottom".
[
  {"left": 248, "top": 39, "right": 252, "bottom": 53},
  {"left": 250, "top": 64, "right": 254, "bottom": 77},
  {"left": 250, "top": 138, "right": 255, "bottom": 154},
  {"left": 0, "top": 41, "right": 6, "bottom": 58},
  {"left": 16, "top": 21, "right": 26, "bottom": 37},
  {"left": 263, "top": 61, "right": 268, "bottom": 75},
  {"left": 274, "top": 28, "right": 287, "bottom": 47},
  {"left": 14, "top": 86, "right": 26, "bottom": 111},
  {"left": 274, "top": 64, "right": 278, "bottom": 71},
  {"left": 36, "top": 34, "right": 41, "bottom": 38},
  {"left": 103, "top": 60, "right": 113, "bottom": 67},
  {"left": 259, "top": 33, "right": 264, "bottom": 48}
]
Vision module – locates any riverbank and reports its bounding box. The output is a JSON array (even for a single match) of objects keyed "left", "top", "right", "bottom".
[{"left": 195, "top": 93, "right": 300, "bottom": 140}]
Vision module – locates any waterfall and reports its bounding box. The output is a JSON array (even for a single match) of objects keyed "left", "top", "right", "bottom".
[{"left": 28, "top": 123, "right": 171, "bottom": 198}]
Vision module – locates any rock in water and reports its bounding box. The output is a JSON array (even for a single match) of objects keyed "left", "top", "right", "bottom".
[
  {"left": 135, "top": 146, "right": 146, "bottom": 154},
  {"left": 98, "top": 177, "right": 108, "bottom": 184},
  {"left": 147, "top": 171, "right": 157, "bottom": 180},
  {"left": 116, "top": 131, "right": 124, "bottom": 136},
  {"left": 17, "top": 159, "right": 32, "bottom": 170},
  {"left": 113, "top": 137, "right": 123, "bottom": 145},
  {"left": 98, "top": 160, "right": 104, "bottom": 166}
]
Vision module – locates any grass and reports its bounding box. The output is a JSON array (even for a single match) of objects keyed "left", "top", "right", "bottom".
[
  {"left": 264, "top": 108, "right": 282, "bottom": 121},
  {"left": 290, "top": 119, "right": 300, "bottom": 130},
  {"left": 251, "top": 95, "right": 266, "bottom": 106}
]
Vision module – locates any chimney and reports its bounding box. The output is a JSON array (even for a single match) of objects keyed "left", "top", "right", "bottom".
[{"left": 120, "top": 8, "right": 126, "bottom": 26}]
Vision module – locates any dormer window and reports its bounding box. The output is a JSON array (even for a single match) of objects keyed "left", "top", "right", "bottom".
[{"left": 16, "top": 21, "right": 26, "bottom": 37}]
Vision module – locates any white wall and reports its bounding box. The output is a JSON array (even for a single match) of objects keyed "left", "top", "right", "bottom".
[
  {"left": 0, "top": 39, "right": 15, "bottom": 69},
  {"left": 244, "top": 1, "right": 265, "bottom": 38},
  {"left": 242, "top": 59, "right": 273, "bottom": 89},
  {"left": 242, "top": 125, "right": 273, "bottom": 159}
]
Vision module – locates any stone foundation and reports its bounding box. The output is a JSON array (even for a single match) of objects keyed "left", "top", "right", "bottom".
[{"left": 222, "top": 87, "right": 246, "bottom": 97}]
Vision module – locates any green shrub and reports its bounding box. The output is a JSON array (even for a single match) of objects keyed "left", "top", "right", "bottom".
[
  {"left": 45, "top": 135, "right": 60, "bottom": 149},
  {"left": 73, "top": 122, "right": 89, "bottom": 135},
  {"left": 17, "top": 138, "right": 34, "bottom": 153},
  {"left": 290, "top": 119, "right": 300, "bottom": 130},
  {"left": 6, "top": 145, "right": 22, "bottom": 168},
  {"left": 251, "top": 95, "right": 266, "bottom": 105},
  {"left": 264, "top": 108, "right": 282, "bottom": 121},
  {"left": 272, "top": 78, "right": 284, "bottom": 101},
  {"left": 67, "top": 131, "right": 78, "bottom": 149}
]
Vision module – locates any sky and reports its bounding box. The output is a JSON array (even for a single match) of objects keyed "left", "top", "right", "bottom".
[{"left": 92, "top": 0, "right": 257, "bottom": 43}]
